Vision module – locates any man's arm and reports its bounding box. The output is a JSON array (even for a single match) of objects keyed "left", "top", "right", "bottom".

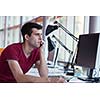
[
  {"left": 35, "top": 45, "right": 65, "bottom": 83},
  {"left": 35, "top": 60, "right": 48, "bottom": 77},
  {"left": 35, "top": 45, "right": 48, "bottom": 78},
  {"left": 7, "top": 60, "right": 49, "bottom": 83}
]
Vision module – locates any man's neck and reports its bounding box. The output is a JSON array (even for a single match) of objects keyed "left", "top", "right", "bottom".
[{"left": 22, "top": 43, "right": 34, "bottom": 58}]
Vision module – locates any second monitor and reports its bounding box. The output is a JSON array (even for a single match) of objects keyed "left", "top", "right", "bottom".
[{"left": 75, "top": 33, "right": 100, "bottom": 81}]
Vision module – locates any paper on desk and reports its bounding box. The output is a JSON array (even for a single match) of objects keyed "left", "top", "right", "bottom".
[{"left": 68, "top": 77, "right": 86, "bottom": 83}]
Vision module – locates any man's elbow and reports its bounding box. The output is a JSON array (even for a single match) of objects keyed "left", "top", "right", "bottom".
[{"left": 14, "top": 74, "right": 26, "bottom": 83}]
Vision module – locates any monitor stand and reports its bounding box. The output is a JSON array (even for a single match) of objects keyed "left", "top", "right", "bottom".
[{"left": 77, "top": 69, "right": 100, "bottom": 83}]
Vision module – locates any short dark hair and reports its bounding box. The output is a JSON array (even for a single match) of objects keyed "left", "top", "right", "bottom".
[{"left": 21, "top": 22, "right": 42, "bottom": 42}]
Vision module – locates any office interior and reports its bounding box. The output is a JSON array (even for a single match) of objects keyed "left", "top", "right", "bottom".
[{"left": 0, "top": 16, "right": 100, "bottom": 83}]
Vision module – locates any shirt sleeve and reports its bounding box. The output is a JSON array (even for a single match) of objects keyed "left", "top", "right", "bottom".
[{"left": 3, "top": 45, "right": 20, "bottom": 61}]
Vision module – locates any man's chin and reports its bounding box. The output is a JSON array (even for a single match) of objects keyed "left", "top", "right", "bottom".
[
  {"left": 32, "top": 45, "right": 39, "bottom": 48},
  {"left": 36, "top": 45, "right": 40, "bottom": 48}
]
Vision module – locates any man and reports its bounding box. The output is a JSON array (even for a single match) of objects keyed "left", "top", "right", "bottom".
[{"left": 0, "top": 22, "right": 65, "bottom": 83}]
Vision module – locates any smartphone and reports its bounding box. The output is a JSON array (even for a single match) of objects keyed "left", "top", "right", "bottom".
[{"left": 40, "top": 41, "right": 44, "bottom": 47}]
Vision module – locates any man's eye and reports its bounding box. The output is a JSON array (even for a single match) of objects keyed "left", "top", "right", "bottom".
[
  {"left": 36, "top": 33, "right": 42, "bottom": 36},
  {"left": 35, "top": 34, "right": 39, "bottom": 36}
]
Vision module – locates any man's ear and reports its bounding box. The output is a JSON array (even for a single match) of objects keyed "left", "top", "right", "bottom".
[{"left": 25, "top": 34, "right": 29, "bottom": 40}]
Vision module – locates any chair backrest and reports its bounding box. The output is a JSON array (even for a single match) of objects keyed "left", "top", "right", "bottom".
[{"left": 0, "top": 48, "right": 4, "bottom": 55}]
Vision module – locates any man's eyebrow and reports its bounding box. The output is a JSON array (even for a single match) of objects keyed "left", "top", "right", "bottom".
[{"left": 34, "top": 33, "right": 42, "bottom": 35}]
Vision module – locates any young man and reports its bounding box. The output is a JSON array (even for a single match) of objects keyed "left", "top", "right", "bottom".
[{"left": 0, "top": 22, "right": 65, "bottom": 83}]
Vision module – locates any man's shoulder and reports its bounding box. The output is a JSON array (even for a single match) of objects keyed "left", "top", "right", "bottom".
[{"left": 4, "top": 43, "right": 22, "bottom": 53}]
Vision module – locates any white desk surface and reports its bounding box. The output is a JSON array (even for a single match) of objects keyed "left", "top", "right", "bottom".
[{"left": 26, "top": 67, "right": 85, "bottom": 83}]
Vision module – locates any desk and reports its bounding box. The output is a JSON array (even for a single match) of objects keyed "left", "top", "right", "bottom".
[
  {"left": 26, "top": 67, "right": 64, "bottom": 77},
  {"left": 26, "top": 67, "right": 86, "bottom": 83}
]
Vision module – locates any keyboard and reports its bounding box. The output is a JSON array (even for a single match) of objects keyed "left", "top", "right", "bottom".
[{"left": 77, "top": 77, "right": 100, "bottom": 83}]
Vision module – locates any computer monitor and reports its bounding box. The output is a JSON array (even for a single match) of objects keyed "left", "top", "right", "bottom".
[{"left": 75, "top": 33, "right": 100, "bottom": 82}]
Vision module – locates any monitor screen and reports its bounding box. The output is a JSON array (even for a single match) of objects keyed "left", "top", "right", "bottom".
[{"left": 75, "top": 33, "right": 99, "bottom": 69}]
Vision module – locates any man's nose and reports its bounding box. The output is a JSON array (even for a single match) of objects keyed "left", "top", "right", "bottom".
[{"left": 39, "top": 34, "right": 42, "bottom": 39}]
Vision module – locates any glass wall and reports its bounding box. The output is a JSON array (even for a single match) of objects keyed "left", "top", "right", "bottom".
[
  {"left": 0, "top": 16, "right": 42, "bottom": 48},
  {"left": 46, "top": 16, "right": 89, "bottom": 64},
  {"left": 0, "top": 16, "right": 89, "bottom": 63}
]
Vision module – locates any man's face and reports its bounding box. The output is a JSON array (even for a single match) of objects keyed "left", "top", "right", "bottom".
[{"left": 26, "top": 28, "right": 43, "bottom": 48}]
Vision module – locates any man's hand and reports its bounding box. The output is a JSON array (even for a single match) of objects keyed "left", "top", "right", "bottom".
[
  {"left": 40, "top": 40, "right": 44, "bottom": 48},
  {"left": 48, "top": 76, "right": 66, "bottom": 83}
]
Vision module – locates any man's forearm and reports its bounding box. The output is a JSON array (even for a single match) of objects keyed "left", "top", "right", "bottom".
[
  {"left": 15, "top": 74, "right": 65, "bottom": 83},
  {"left": 39, "top": 47, "right": 48, "bottom": 77},
  {"left": 16, "top": 74, "right": 49, "bottom": 83}
]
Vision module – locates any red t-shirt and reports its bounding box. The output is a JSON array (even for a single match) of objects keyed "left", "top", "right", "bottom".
[{"left": 0, "top": 43, "right": 40, "bottom": 83}]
